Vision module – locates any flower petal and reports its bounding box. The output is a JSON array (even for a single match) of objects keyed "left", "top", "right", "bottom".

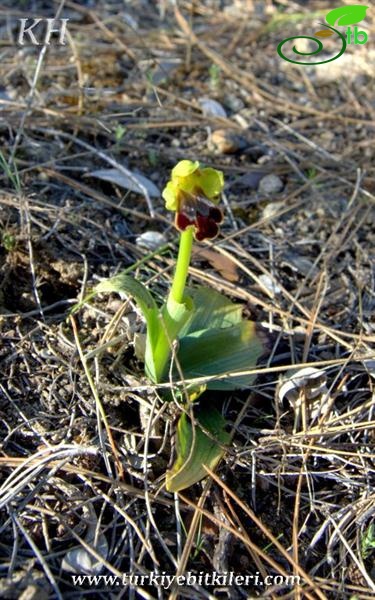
[
  {"left": 199, "top": 167, "right": 224, "bottom": 200},
  {"left": 209, "top": 206, "right": 224, "bottom": 224},
  {"left": 162, "top": 181, "right": 179, "bottom": 211},
  {"left": 195, "top": 215, "right": 219, "bottom": 241},
  {"left": 176, "top": 212, "right": 195, "bottom": 232},
  {"left": 172, "top": 160, "right": 200, "bottom": 179}
]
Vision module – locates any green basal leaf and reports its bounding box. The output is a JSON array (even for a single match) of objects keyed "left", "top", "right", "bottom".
[
  {"left": 95, "top": 277, "right": 264, "bottom": 393},
  {"left": 144, "top": 310, "right": 163, "bottom": 382},
  {"left": 145, "top": 295, "right": 193, "bottom": 383},
  {"left": 157, "top": 287, "right": 256, "bottom": 394},
  {"left": 175, "top": 320, "right": 264, "bottom": 390},
  {"left": 96, "top": 272, "right": 157, "bottom": 317},
  {"left": 153, "top": 287, "right": 264, "bottom": 393},
  {"left": 166, "top": 402, "right": 230, "bottom": 492},
  {"left": 180, "top": 286, "right": 242, "bottom": 335},
  {"left": 325, "top": 5, "right": 368, "bottom": 27},
  {"left": 95, "top": 272, "right": 163, "bottom": 381}
]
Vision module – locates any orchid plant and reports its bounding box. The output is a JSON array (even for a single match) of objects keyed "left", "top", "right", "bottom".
[{"left": 96, "top": 160, "right": 264, "bottom": 491}]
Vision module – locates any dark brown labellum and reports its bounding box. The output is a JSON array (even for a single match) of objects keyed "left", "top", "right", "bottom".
[{"left": 175, "top": 192, "right": 223, "bottom": 241}]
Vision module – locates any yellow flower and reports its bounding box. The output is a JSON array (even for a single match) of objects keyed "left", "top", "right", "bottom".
[{"left": 162, "top": 160, "right": 225, "bottom": 241}]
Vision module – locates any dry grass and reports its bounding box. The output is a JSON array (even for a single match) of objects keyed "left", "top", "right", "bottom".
[{"left": 0, "top": 1, "right": 374, "bottom": 598}]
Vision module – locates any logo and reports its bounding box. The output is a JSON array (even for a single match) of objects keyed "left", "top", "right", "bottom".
[{"left": 277, "top": 5, "right": 369, "bottom": 65}]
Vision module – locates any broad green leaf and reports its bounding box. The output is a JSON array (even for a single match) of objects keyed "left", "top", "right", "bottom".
[
  {"left": 95, "top": 272, "right": 164, "bottom": 381},
  {"left": 146, "top": 296, "right": 193, "bottom": 383},
  {"left": 144, "top": 309, "right": 163, "bottom": 382},
  {"left": 146, "top": 287, "right": 240, "bottom": 385},
  {"left": 96, "top": 272, "right": 156, "bottom": 318},
  {"left": 180, "top": 287, "right": 242, "bottom": 336},
  {"left": 325, "top": 5, "right": 368, "bottom": 27},
  {"left": 175, "top": 321, "right": 264, "bottom": 390},
  {"left": 166, "top": 403, "right": 230, "bottom": 492}
]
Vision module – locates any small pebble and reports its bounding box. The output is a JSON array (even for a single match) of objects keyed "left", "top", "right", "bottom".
[
  {"left": 224, "top": 94, "right": 245, "bottom": 112},
  {"left": 209, "top": 129, "right": 247, "bottom": 154},
  {"left": 258, "top": 274, "right": 281, "bottom": 296},
  {"left": 199, "top": 97, "right": 227, "bottom": 118},
  {"left": 258, "top": 174, "right": 284, "bottom": 194},
  {"left": 262, "top": 201, "right": 284, "bottom": 220},
  {"left": 136, "top": 231, "right": 167, "bottom": 251},
  {"left": 236, "top": 171, "right": 265, "bottom": 190}
]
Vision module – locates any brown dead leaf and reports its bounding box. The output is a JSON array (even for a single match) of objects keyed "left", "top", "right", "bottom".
[{"left": 192, "top": 247, "right": 239, "bottom": 282}]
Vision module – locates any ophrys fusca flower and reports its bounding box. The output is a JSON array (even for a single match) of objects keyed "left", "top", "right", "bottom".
[{"left": 162, "top": 160, "right": 224, "bottom": 241}]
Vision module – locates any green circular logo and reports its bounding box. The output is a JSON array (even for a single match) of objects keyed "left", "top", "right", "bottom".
[{"left": 277, "top": 24, "right": 347, "bottom": 65}]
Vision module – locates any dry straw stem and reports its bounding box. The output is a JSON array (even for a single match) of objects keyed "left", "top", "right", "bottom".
[
  {"left": 204, "top": 467, "right": 327, "bottom": 599},
  {"left": 176, "top": 474, "right": 324, "bottom": 600},
  {"left": 70, "top": 315, "right": 124, "bottom": 479},
  {"left": 0, "top": 455, "right": 174, "bottom": 508}
]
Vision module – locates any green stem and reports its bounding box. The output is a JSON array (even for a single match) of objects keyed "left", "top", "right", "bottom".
[
  {"left": 168, "top": 228, "right": 194, "bottom": 305},
  {"left": 148, "top": 228, "right": 193, "bottom": 383},
  {"left": 148, "top": 297, "right": 190, "bottom": 383}
]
